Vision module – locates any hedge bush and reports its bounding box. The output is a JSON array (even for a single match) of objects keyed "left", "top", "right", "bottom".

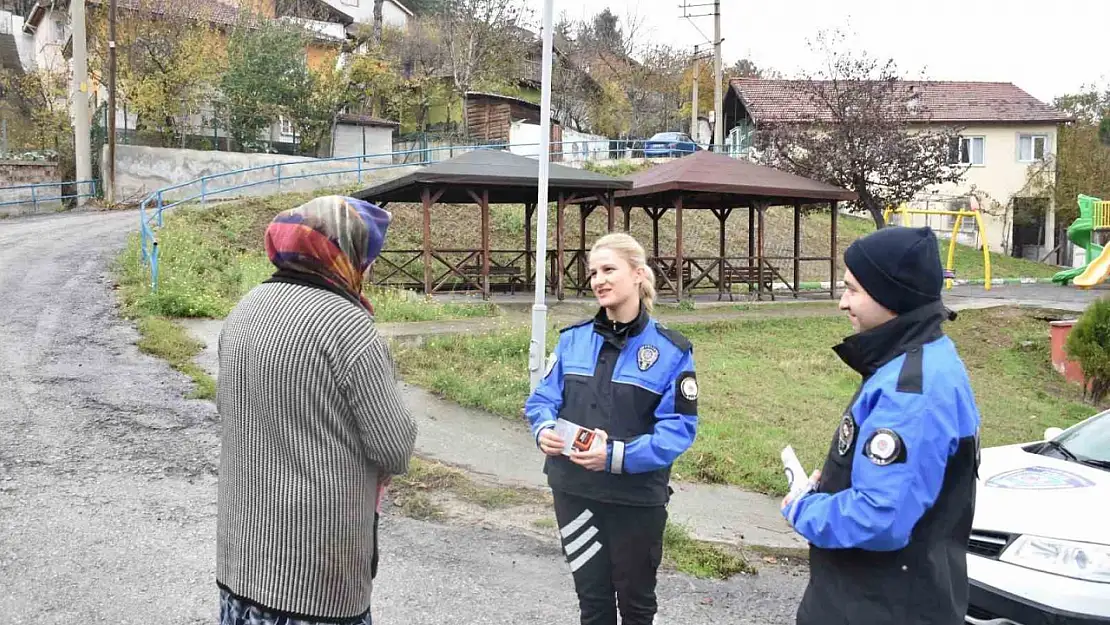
[{"left": 1066, "top": 297, "right": 1110, "bottom": 402}]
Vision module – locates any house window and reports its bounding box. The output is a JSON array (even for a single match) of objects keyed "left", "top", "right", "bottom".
[
  {"left": 949, "top": 136, "right": 985, "bottom": 165},
  {"left": 1018, "top": 134, "right": 1047, "bottom": 162},
  {"left": 279, "top": 117, "right": 294, "bottom": 138}
]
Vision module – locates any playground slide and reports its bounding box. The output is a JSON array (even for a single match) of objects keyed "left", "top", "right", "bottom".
[{"left": 1073, "top": 243, "right": 1110, "bottom": 288}]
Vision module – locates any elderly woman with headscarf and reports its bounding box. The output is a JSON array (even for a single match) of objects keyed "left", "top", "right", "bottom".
[{"left": 215, "top": 195, "right": 418, "bottom": 625}]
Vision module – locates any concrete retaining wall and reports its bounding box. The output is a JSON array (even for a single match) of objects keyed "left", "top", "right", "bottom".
[{"left": 106, "top": 145, "right": 419, "bottom": 205}]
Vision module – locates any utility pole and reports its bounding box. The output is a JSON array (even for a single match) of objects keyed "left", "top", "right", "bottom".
[
  {"left": 690, "top": 44, "right": 699, "bottom": 141},
  {"left": 712, "top": 0, "right": 723, "bottom": 150},
  {"left": 527, "top": 0, "right": 555, "bottom": 392},
  {"left": 71, "top": 0, "right": 92, "bottom": 205},
  {"left": 107, "top": 0, "right": 117, "bottom": 205}
]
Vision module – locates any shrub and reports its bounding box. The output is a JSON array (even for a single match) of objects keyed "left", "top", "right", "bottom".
[{"left": 1065, "top": 297, "right": 1110, "bottom": 402}]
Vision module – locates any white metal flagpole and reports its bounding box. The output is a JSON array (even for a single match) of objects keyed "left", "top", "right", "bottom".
[{"left": 528, "top": 0, "right": 556, "bottom": 392}]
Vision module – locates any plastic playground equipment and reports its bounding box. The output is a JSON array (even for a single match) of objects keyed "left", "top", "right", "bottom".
[
  {"left": 883, "top": 199, "right": 992, "bottom": 291},
  {"left": 1053, "top": 194, "right": 1110, "bottom": 289}
]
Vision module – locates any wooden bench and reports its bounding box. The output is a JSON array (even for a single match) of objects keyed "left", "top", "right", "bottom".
[
  {"left": 721, "top": 265, "right": 777, "bottom": 299},
  {"left": 460, "top": 265, "right": 523, "bottom": 293}
]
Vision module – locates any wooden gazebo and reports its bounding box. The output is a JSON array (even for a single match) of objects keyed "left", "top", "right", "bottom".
[
  {"left": 351, "top": 149, "right": 633, "bottom": 299},
  {"left": 573, "top": 151, "right": 858, "bottom": 301}
]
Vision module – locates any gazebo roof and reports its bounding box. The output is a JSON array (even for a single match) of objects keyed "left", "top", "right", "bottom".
[
  {"left": 611, "top": 151, "right": 858, "bottom": 208},
  {"left": 351, "top": 149, "right": 633, "bottom": 205}
]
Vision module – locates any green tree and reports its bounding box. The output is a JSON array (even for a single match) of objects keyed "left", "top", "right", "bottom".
[
  {"left": 87, "top": 0, "right": 226, "bottom": 147},
  {"left": 220, "top": 18, "right": 310, "bottom": 151},
  {"left": 1053, "top": 86, "right": 1110, "bottom": 221}
]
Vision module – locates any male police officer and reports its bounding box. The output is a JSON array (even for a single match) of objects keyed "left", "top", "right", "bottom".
[{"left": 781, "top": 226, "right": 981, "bottom": 625}]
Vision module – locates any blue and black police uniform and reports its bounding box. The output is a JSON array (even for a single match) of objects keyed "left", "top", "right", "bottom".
[
  {"left": 783, "top": 226, "right": 982, "bottom": 625},
  {"left": 524, "top": 304, "right": 698, "bottom": 625}
]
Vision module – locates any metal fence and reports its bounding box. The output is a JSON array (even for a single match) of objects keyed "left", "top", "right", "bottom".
[{"left": 0, "top": 180, "right": 98, "bottom": 212}]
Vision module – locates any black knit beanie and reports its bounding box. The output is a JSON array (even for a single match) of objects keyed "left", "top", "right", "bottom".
[{"left": 843, "top": 226, "right": 944, "bottom": 315}]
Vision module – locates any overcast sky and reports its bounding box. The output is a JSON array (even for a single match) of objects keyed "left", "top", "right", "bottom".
[{"left": 525, "top": 0, "right": 1109, "bottom": 104}]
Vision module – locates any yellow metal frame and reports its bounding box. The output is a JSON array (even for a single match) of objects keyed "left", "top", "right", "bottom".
[
  {"left": 882, "top": 203, "right": 992, "bottom": 291},
  {"left": 1094, "top": 200, "right": 1110, "bottom": 232}
]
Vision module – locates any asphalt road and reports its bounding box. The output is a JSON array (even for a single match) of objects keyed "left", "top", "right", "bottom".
[{"left": 0, "top": 210, "right": 807, "bottom": 624}]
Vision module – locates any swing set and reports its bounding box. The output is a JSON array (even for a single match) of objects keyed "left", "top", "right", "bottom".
[{"left": 883, "top": 197, "right": 992, "bottom": 291}]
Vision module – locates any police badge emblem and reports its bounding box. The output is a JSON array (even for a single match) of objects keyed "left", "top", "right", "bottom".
[
  {"left": 837, "top": 414, "right": 856, "bottom": 456},
  {"left": 680, "top": 376, "right": 698, "bottom": 401},
  {"left": 637, "top": 345, "right": 659, "bottom": 371}
]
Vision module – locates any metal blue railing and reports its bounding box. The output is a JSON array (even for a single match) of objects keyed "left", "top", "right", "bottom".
[
  {"left": 129, "top": 139, "right": 739, "bottom": 291},
  {"left": 0, "top": 180, "right": 99, "bottom": 212}
]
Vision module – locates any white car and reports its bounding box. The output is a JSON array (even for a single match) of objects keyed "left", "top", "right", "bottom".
[{"left": 966, "top": 408, "right": 1110, "bottom": 624}]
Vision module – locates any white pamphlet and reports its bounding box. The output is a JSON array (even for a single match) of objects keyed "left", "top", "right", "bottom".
[
  {"left": 781, "top": 445, "right": 812, "bottom": 500},
  {"left": 554, "top": 418, "right": 600, "bottom": 456}
]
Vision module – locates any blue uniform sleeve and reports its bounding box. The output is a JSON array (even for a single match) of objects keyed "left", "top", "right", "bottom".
[
  {"left": 783, "top": 390, "right": 953, "bottom": 551},
  {"left": 523, "top": 334, "right": 566, "bottom": 448},
  {"left": 608, "top": 349, "right": 698, "bottom": 474}
]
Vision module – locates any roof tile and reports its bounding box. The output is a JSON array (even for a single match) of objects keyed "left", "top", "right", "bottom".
[{"left": 730, "top": 78, "right": 1072, "bottom": 124}]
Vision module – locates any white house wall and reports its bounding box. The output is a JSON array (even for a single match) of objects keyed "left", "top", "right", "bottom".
[
  {"left": 899, "top": 122, "right": 1060, "bottom": 258},
  {"left": 320, "top": 0, "right": 409, "bottom": 29},
  {"left": 331, "top": 124, "right": 393, "bottom": 162}
]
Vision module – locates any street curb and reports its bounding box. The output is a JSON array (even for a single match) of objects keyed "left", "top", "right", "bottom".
[{"left": 771, "top": 277, "right": 1058, "bottom": 292}]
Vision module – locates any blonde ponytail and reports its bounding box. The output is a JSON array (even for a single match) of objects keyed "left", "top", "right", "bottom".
[{"left": 589, "top": 232, "right": 655, "bottom": 313}]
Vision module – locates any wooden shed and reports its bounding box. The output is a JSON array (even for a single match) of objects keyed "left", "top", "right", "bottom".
[{"left": 465, "top": 91, "right": 562, "bottom": 146}]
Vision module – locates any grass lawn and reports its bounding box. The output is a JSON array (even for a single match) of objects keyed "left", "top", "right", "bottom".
[
  {"left": 394, "top": 306, "right": 1106, "bottom": 495},
  {"left": 835, "top": 215, "right": 1059, "bottom": 282}
]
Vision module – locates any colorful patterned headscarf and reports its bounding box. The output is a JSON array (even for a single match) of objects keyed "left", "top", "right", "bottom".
[{"left": 263, "top": 195, "right": 392, "bottom": 314}]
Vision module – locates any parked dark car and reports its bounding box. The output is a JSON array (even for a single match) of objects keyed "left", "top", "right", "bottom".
[{"left": 642, "top": 132, "right": 700, "bottom": 157}]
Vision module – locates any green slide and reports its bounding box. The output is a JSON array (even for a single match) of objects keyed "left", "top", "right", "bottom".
[{"left": 1053, "top": 194, "right": 1106, "bottom": 285}]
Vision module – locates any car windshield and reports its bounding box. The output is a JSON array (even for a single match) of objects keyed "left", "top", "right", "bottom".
[
  {"left": 1053, "top": 410, "right": 1110, "bottom": 468},
  {"left": 650, "top": 133, "right": 683, "bottom": 141}
]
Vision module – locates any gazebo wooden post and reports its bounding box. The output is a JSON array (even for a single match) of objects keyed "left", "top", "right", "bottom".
[
  {"left": 605, "top": 192, "right": 615, "bottom": 232},
  {"left": 675, "top": 195, "right": 685, "bottom": 302},
  {"left": 756, "top": 201, "right": 767, "bottom": 301},
  {"left": 556, "top": 192, "right": 566, "bottom": 301},
  {"left": 578, "top": 204, "right": 595, "bottom": 295},
  {"left": 747, "top": 205, "right": 755, "bottom": 275},
  {"left": 650, "top": 207, "right": 661, "bottom": 258},
  {"left": 481, "top": 189, "right": 491, "bottom": 300},
  {"left": 793, "top": 202, "right": 802, "bottom": 297},
  {"left": 830, "top": 200, "right": 839, "bottom": 300},
  {"left": 715, "top": 207, "right": 731, "bottom": 301},
  {"left": 421, "top": 187, "right": 432, "bottom": 294},
  {"left": 622, "top": 206, "right": 632, "bottom": 232},
  {"left": 524, "top": 202, "right": 535, "bottom": 289}
]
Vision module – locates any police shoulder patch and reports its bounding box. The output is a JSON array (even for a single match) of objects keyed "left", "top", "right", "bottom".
[
  {"left": 559, "top": 318, "right": 592, "bottom": 333},
  {"left": 864, "top": 428, "right": 907, "bottom": 466},
  {"left": 675, "top": 371, "right": 698, "bottom": 414},
  {"left": 655, "top": 323, "right": 693, "bottom": 353}
]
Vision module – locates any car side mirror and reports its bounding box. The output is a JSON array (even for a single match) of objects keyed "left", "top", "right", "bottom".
[{"left": 1043, "top": 427, "right": 1064, "bottom": 441}]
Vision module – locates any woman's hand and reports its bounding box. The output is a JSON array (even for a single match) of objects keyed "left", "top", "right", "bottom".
[
  {"left": 538, "top": 428, "right": 566, "bottom": 456},
  {"left": 570, "top": 429, "right": 609, "bottom": 472}
]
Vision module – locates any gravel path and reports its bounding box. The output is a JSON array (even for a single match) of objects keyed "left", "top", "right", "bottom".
[{"left": 0, "top": 211, "right": 807, "bottom": 624}]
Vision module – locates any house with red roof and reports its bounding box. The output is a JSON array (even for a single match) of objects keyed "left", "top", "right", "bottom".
[{"left": 723, "top": 78, "right": 1075, "bottom": 262}]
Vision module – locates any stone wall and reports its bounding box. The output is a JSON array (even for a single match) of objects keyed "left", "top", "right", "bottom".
[
  {"left": 107, "top": 145, "right": 420, "bottom": 206},
  {"left": 0, "top": 161, "right": 63, "bottom": 216}
]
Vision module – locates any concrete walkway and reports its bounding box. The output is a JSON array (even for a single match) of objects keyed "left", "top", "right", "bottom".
[{"left": 179, "top": 284, "right": 1105, "bottom": 551}]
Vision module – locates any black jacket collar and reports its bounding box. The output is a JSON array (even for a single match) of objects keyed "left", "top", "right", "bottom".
[
  {"left": 593, "top": 304, "right": 650, "bottom": 348},
  {"left": 833, "top": 301, "right": 955, "bottom": 378}
]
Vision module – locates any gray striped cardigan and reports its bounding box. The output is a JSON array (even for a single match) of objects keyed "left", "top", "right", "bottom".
[{"left": 216, "top": 282, "right": 418, "bottom": 620}]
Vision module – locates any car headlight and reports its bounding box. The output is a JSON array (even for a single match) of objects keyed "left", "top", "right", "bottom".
[{"left": 999, "top": 534, "right": 1110, "bottom": 583}]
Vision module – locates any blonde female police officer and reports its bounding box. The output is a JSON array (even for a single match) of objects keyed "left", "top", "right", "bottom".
[{"left": 524, "top": 233, "right": 699, "bottom": 625}]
